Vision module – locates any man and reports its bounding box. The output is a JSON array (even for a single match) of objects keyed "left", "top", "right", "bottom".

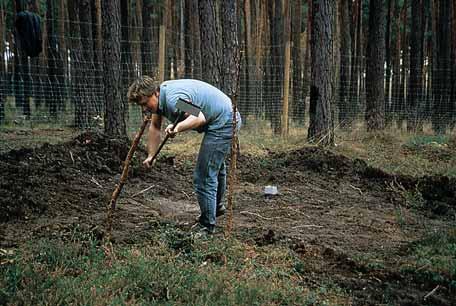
[{"left": 127, "top": 76, "right": 241, "bottom": 235}]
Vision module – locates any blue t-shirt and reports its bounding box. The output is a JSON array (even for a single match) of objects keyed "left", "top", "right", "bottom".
[{"left": 158, "top": 79, "right": 234, "bottom": 132}]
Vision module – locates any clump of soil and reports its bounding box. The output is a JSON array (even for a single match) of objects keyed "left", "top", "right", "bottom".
[
  {"left": 0, "top": 132, "right": 133, "bottom": 222},
  {"left": 239, "top": 146, "right": 456, "bottom": 214}
]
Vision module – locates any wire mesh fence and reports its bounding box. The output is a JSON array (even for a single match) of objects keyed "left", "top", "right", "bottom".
[{"left": 1, "top": 13, "right": 456, "bottom": 142}]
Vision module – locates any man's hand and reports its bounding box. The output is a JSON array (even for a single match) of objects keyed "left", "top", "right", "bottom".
[
  {"left": 143, "top": 155, "right": 156, "bottom": 168},
  {"left": 165, "top": 124, "right": 178, "bottom": 138}
]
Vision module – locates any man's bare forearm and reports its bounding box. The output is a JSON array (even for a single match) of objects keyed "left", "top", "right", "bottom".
[
  {"left": 147, "top": 114, "right": 163, "bottom": 157},
  {"left": 175, "top": 112, "right": 207, "bottom": 133}
]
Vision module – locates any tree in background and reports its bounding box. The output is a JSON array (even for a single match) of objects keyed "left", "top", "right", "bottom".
[
  {"left": 68, "top": 0, "right": 88, "bottom": 128},
  {"left": 13, "top": 0, "right": 29, "bottom": 119},
  {"left": 432, "top": 0, "right": 452, "bottom": 134},
  {"left": 141, "top": 0, "right": 153, "bottom": 76},
  {"left": 267, "top": 0, "right": 284, "bottom": 134},
  {"left": 103, "top": 0, "right": 126, "bottom": 137},
  {"left": 198, "top": 0, "right": 220, "bottom": 87},
  {"left": 121, "top": 0, "right": 131, "bottom": 88},
  {"left": 291, "top": 0, "right": 304, "bottom": 123},
  {"left": 45, "top": 0, "right": 58, "bottom": 119},
  {"left": 452, "top": 0, "right": 456, "bottom": 126},
  {"left": 407, "top": 0, "right": 424, "bottom": 131},
  {"left": 79, "top": 0, "right": 98, "bottom": 118},
  {"left": 365, "top": 0, "right": 386, "bottom": 131},
  {"left": 308, "top": 0, "right": 334, "bottom": 146},
  {"left": 220, "top": 0, "right": 240, "bottom": 96},
  {"left": 348, "top": 0, "right": 362, "bottom": 123},
  {"left": 0, "top": 0, "right": 5, "bottom": 124},
  {"left": 384, "top": 0, "right": 393, "bottom": 123},
  {"left": 183, "top": 0, "right": 201, "bottom": 78},
  {"left": 338, "top": 0, "right": 351, "bottom": 128}
]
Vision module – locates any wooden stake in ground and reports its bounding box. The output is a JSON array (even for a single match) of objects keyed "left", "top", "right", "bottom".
[{"left": 106, "top": 115, "right": 151, "bottom": 241}]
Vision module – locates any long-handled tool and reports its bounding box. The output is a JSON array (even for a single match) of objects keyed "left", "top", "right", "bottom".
[
  {"left": 106, "top": 98, "right": 201, "bottom": 240},
  {"left": 146, "top": 98, "right": 201, "bottom": 165}
]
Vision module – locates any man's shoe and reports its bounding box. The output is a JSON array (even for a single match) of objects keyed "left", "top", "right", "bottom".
[
  {"left": 216, "top": 206, "right": 226, "bottom": 217},
  {"left": 190, "top": 222, "right": 215, "bottom": 238},
  {"left": 195, "top": 206, "right": 226, "bottom": 223}
]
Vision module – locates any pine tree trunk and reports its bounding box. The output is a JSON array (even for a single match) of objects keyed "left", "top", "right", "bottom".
[
  {"left": 103, "top": 0, "right": 127, "bottom": 137},
  {"left": 407, "top": 0, "right": 424, "bottom": 131},
  {"left": 451, "top": 0, "right": 456, "bottom": 126},
  {"left": 199, "top": 0, "right": 221, "bottom": 87},
  {"left": 58, "top": 0, "right": 68, "bottom": 110},
  {"left": 398, "top": 0, "right": 408, "bottom": 127},
  {"left": 391, "top": 0, "right": 402, "bottom": 123},
  {"left": 135, "top": 0, "right": 143, "bottom": 76},
  {"left": 307, "top": 0, "right": 334, "bottom": 146},
  {"left": 13, "top": 0, "right": 30, "bottom": 119},
  {"left": 282, "top": 0, "right": 291, "bottom": 136},
  {"left": 121, "top": 0, "right": 131, "bottom": 87},
  {"left": 242, "top": 0, "right": 252, "bottom": 120},
  {"left": 92, "top": 0, "right": 102, "bottom": 76},
  {"left": 255, "top": 0, "right": 267, "bottom": 119},
  {"left": 338, "top": 0, "right": 351, "bottom": 128},
  {"left": 80, "top": 0, "right": 98, "bottom": 118},
  {"left": 46, "top": 0, "right": 59, "bottom": 118},
  {"left": 432, "top": 0, "right": 451, "bottom": 133},
  {"left": 302, "top": 0, "right": 312, "bottom": 124},
  {"left": 0, "top": 1, "right": 5, "bottom": 124},
  {"left": 384, "top": 0, "right": 393, "bottom": 124},
  {"left": 268, "top": 0, "right": 283, "bottom": 134},
  {"left": 183, "top": 0, "right": 192, "bottom": 77},
  {"left": 365, "top": 0, "right": 386, "bottom": 131},
  {"left": 291, "top": 0, "right": 303, "bottom": 122},
  {"left": 68, "top": 0, "right": 88, "bottom": 128},
  {"left": 142, "top": 0, "right": 153, "bottom": 76},
  {"left": 220, "top": 0, "right": 240, "bottom": 97},
  {"left": 349, "top": 0, "right": 361, "bottom": 122}
]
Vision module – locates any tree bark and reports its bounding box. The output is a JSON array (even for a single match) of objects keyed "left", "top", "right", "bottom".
[
  {"left": 349, "top": 0, "right": 362, "bottom": 122},
  {"left": 79, "top": 0, "right": 98, "bottom": 117},
  {"left": 407, "top": 0, "right": 424, "bottom": 131},
  {"left": 121, "top": 0, "right": 131, "bottom": 86},
  {"left": 338, "top": 0, "right": 351, "bottom": 128},
  {"left": 46, "top": 0, "right": 59, "bottom": 118},
  {"left": 103, "top": 0, "right": 127, "bottom": 137},
  {"left": 365, "top": 0, "right": 386, "bottom": 131},
  {"left": 307, "top": 0, "right": 334, "bottom": 146},
  {"left": 282, "top": 0, "right": 291, "bottom": 136},
  {"left": 267, "top": 0, "right": 283, "bottom": 134},
  {"left": 432, "top": 0, "right": 451, "bottom": 133},
  {"left": 384, "top": 0, "right": 393, "bottom": 123},
  {"left": 142, "top": 0, "right": 153, "bottom": 76},
  {"left": 0, "top": 1, "right": 5, "bottom": 124},
  {"left": 291, "top": 0, "right": 303, "bottom": 122},
  {"left": 68, "top": 0, "right": 89, "bottom": 128},
  {"left": 391, "top": 0, "right": 402, "bottom": 123},
  {"left": 58, "top": 0, "right": 68, "bottom": 110},
  {"left": 199, "top": 0, "right": 221, "bottom": 87},
  {"left": 398, "top": 0, "right": 408, "bottom": 126},
  {"left": 242, "top": 0, "right": 252, "bottom": 120},
  {"left": 13, "top": 0, "right": 30, "bottom": 119},
  {"left": 220, "top": 0, "right": 240, "bottom": 234}
]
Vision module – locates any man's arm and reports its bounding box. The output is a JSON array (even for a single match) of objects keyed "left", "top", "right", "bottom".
[
  {"left": 144, "top": 114, "right": 162, "bottom": 167},
  {"left": 165, "top": 112, "right": 207, "bottom": 136}
]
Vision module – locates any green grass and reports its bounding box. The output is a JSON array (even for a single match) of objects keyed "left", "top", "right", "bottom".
[
  {"left": 399, "top": 228, "right": 456, "bottom": 288},
  {"left": 0, "top": 224, "right": 349, "bottom": 305}
]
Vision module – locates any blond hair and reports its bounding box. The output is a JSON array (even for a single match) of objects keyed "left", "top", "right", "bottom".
[{"left": 127, "top": 76, "right": 160, "bottom": 105}]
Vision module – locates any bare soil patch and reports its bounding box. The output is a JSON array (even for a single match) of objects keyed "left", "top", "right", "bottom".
[{"left": 0, "top": 132, "right": 454, "bottom": 305}]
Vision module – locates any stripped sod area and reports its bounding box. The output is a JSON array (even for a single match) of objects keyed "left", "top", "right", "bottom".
[{"left": 1, "top": 126, "right": 455, "bottom": 305}]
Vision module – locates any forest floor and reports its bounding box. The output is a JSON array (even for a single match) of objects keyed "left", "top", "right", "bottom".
[{"left": 0, "top": 127, "right": 455, "bottom": 305}]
